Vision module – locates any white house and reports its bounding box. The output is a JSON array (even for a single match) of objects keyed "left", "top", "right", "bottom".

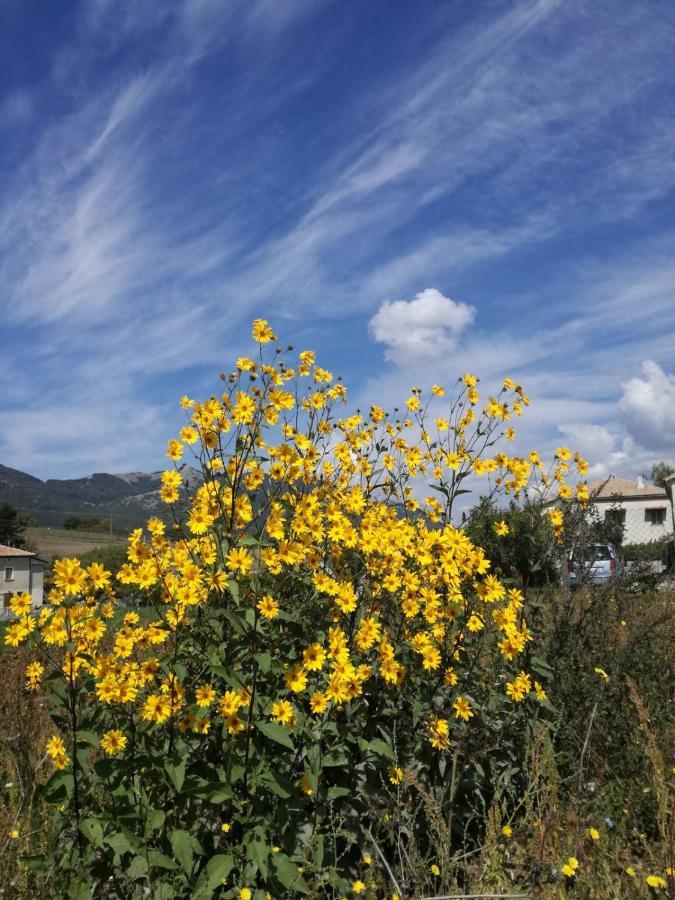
[
  {"left": 583, "top": 475, "right": 675, "bottom": 546},
  {"left": 0, "top": 544, "right": 45, "bottom": 618}
]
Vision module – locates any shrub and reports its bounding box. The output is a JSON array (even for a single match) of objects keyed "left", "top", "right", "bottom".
[
  {"left": 464, "top": 498, "right": 560, "bottom": 588},
  {"left": 5, "top": 321, "right": 589, "bottom": 898}
]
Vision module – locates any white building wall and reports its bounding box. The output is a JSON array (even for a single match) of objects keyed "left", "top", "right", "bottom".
[
  {"left": 1, "top": 558, "right": 44, "bottom": 616},
  {"left": 591, "top": 498, "right": 674, "bottom": 545}
]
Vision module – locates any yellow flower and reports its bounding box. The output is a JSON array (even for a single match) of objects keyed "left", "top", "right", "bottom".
[
  {"left": 271, "top": 700, "right": 295, "bottom": 726},
  {"left": 430, "top": 863, "right": 440, "bottom": 876},
  {"left": 226, "top": 547, "right": 253, "bottom": 575},
  {"left": 9, "top": 829, "right": 19, "bottom": 839},
  {"left": 196, "top": 684, "right": 216, "bottom": 707},
  {"left": 141, "top": 694, "right": 172, "bottom": 724},
  {"left": 100, "top": 730, "right": 127, "bottom": 756},
  {"left": 9, "top": 592, "right": 32, "bottom": 616},
  {"left": 561, "top": 856, "right": 579, "bottom": 878},
  {"left": 501, "top": 824, "right": 512, "bottom": 838},
  {"left": 239, "top": 888, "right": 252, "bottom": 900},
  {"left": 352, "top": 881, "right": 366, "bottom": 894},
  {"left": 594, "top": 667, "right": 609, "bottom": 681},
  {"left": 453, "top": 696, "right": 474, "bottom": 721},
  {"left": 646, "top": 875, "right": 667, "bottom": 889},
  {"left": 492, "top": 520, "right": 509, "bottom": 536},
  {"left": 587, "top": 826, "right": 600, "bottom": 841},
  {"left": 389, "top": 767, "right": 404, "bottom": 785},
  {"left": 427, "top": 715, "right": 451, "bottom": 751},
  {"left": 257, "top": 595, "right": 279, "bottom": 619},
  {"left": 166, "top": 439, "right": 183, "bottom": 460},
  {"left": 46, "top": 735, "right": 66, "bottom": 760},
  {"left": 221, "top": 822, "right": 231, "bottom": 833},
  {"left": 4, "top": 623, "right": 26, "bottom": 647},
  {"left": 534, "top": 681, "right": 547, "bottom": 702},
  {"left": 252, "top": 318, "right": 276, "bottom": 343},
  {"left": 26, "top": 661, "right": 44, "bottom": 691},
  {"left": 625, "top": 867, "right": 636, "bottom": 877},
  {"left": 362, "top": 853, "right": 372, "bottom": 865},
  {"left": 309, "top": 692, "right": 329, "bottom": 715},
  {"left": 303, "top": 643, "right": 326, "bottom": 671},
  {"left": 284, "top": 666, "right": 308, "bottom": 693}
]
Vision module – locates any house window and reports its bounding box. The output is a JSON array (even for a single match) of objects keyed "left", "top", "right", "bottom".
[
  {"left": 645, "top": 508, "right": 666, "bottom": 525},
  {"left": 4, "top": 567, "right": 14, "bottom": 582}
]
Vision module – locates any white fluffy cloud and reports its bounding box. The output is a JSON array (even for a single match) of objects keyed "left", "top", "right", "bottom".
[
  {"left": 369, "top": 288, "right": 475, "bottom": 365},
  {"left": 619, "top": 360, "right": 675, "bottom": 451}
]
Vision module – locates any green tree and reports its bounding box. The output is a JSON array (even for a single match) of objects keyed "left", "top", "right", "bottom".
[
  {"left": 465, "top": 498, "right": 560, "bottom": 588},
  {"left": 62, "top": 516, "right": 82, "bottom": 531},
  {"left": 650, "top": 461, "right": 674, "bottom": 488},
  {"left": 0, "top": 502, "right": 30, "bottom": 548}
]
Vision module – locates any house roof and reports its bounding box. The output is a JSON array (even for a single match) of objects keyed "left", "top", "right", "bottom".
[
  {"left": 586, "top": 475, "right": 668, "bottom": 500},
  {"left": 0, "top": 543, "right": 37, "bottom": 558}
]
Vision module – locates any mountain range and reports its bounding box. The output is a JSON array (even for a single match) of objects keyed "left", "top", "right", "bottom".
[{"left": 0, "top": 463, "right": 202, "bottom": 529}]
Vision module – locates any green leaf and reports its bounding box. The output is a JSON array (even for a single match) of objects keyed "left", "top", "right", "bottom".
[
  {"left": 430, "top": 483, "right": 450, "bottom": 498},
  {"left": 79, "top": 817, "right": 103, "bottom": 846},
  {"left": 145, "top": 808, "right": 166, "bottom": 835},
  {"left": 256, "top": 652, "right": 272, "bottom": 673},
  {"left": 244, "top": 827, "right": 268, "bottom": 879},
  {"left": 303, "top": 768, "right": 318, "bottom": 794},
  {"left": 192, "top": 853, "right": 234, "bottom": 900},
  {"left": 152, "top": 881, "right": 176, "bottom": 900},
  {"left": 127, "top": 856, "right": 149, "bottom": 880},
  {"left": 75, "top": 730, "right": 99, "bottom": 747},
  {"left": 229, "top": 762, "right": 245, "bottom": 784},
  {"left": 314, "top": 834, "right": 324, "bottom": 868},
  {"left": 255, "top": 720, "right": 295, "bottom": 750},
  {"left": 68, "top": 881, "right": 92, "bottom": 900},
  {"left": 21, "top": 855, "right": 49, "bottom": 874},
  {"left": 366, "top": 738, "right": 395, "bottom": 760},
  {"left": 272, "top": 853, "right": 310, "bottom": 893},
  {"left": 44, "top": 770, "right": 74, "bottom": 803},
  {"left": 260, "top": 768, "right": 294, "bottom": 799},
  {"left": 184, "top": 780, "right": 233, "bottom": 803},
  {"left": 530, "top": 656, "right": 554, "bottom": 680},
  {"left": 170, "top": 829, "right": 194, "bottom": 876},
  {"left": 147, "top": 850, "right": 177, "bottom": 871},
  {"left": 165, "top": 758, "right": 186, "bottom": 792},
  {"left": 105, "top": 828, "right": 138, "bottom": 857},
  {"left": 322, "top": 749, "right": 347, "bottom": 767},
  {"left": 327, "top": 786, "right": 350, "bottom": 801},
  {"left": 306, "top": 743, "right": 321, "bottom": 776},
  {"left": 93, "top": 758, "right": 115, "bottom": 779}
]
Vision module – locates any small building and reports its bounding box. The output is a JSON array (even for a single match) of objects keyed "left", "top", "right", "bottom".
[
  {"left": 583, "top": 475, "right": 675, "bottom": 546},
  {"left": 0, "top": 544, "right": 45, "bottom": 619}
]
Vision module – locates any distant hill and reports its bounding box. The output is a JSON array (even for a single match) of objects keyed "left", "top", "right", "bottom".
[{"left": 0, "top": 463, "right": 202, "bottom": 529}]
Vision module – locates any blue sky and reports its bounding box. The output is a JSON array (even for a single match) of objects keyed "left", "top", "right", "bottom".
[{"left": 1, "top": 0, "right": 674, "bottom": 481}]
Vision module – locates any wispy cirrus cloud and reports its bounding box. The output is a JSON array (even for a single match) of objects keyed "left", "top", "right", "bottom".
[{"left": 0, "top": 0, "right": 674, "bottom": 479}]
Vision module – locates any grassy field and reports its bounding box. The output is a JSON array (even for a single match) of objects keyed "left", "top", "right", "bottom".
[{"left": 25, "top": 527, "right": 125, "bottom": 562}]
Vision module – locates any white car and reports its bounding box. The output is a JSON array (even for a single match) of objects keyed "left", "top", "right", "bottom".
[{"left": 567, "top": 543, "right": 621, "bottom": 587}]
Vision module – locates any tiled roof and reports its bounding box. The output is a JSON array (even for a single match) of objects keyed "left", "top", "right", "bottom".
[
  {"left": 0, "top": 543, "right": 36, "bottom": 557},
  {"left": 587, "top": 476, "right": 668, "bottom": 500}
]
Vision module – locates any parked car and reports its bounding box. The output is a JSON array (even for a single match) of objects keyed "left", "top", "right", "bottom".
[{"left": 567, "top": 542, "right": 621, "bottom": 587}]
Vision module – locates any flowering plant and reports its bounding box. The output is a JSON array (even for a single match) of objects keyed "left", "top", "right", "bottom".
[{"left": 9, "top": 320, "right": 586, "bottom": 897}]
